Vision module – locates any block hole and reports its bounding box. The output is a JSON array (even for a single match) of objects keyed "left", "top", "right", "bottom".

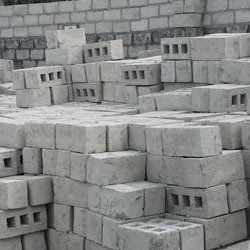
[
  {"left": 40, "top": 74, "right": 46, "bottom": 82},
  {"left": 20, "top": 214, "right": 29, "bottom": 226},
  {"left": 83, "top": 89, "right": 88, "bottom": 97},
  {"left": 181, "top": 44, "right": 188, "bottom": 53},
  {"left": 95, "top": 48, "right": 100, "bottom": 56},
  {"left": 33, "top": 212, "right": 41, "bottom": 223},
  {"left": 194, "top": 196, "right": 203, "bottom": 208},
  {"left": 76, "top": 89, "right": 81, "bottom": 97},
  {"left": 90, "top": 89, "right": 95, "bottom": 97},
  {"left": 57, "top": 71, "right": 63, "bottom": 79},
  {"left": 163, "top": 44, "right": 170, "bottom": 54},
  {"left": 173, "top": 44, "right": 179, "bottom": 54},
  {"left": 231, "top": 95, "right": 237, "bottom": 106},
  {"left": 103, "top": 47, "right": 108, "bottom": 55},
  {"left": 241, "top": 94, "right": 246, "bottom": 105},
  {"left": 19, "top": 155, "right": 23, "bottom": 166},
  {"left": 171, "top": 194, "right": 179, "bottom": 206},
  {"left": 182, "top": 195, "right": 190, "bottom": 207},
  {"left": 87, "top": 49, "right": 93, "bottom": 57},
  {"left": 4, "top": 158, "right": 12, "bottom": 168},
  {"left": 139, "top": 70, "right": 145, "bottom": 79},
  {"left": 124, "top": 71, "right": 129, "bottom": 80},
  {"left": 49, "top": 73, "right": 54, "bottom": 81},
  {"left": 7, "top": 217, "right": 16, "bottom": 228},
  {"left": 132, "top": 71, "right": 137, "bottom": 79}
]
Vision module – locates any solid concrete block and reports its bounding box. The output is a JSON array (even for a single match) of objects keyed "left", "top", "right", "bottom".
[
  {"left": 23, "top": 147, "right": 42, "bottom": 174},
  {"left": 161, "top": 60, "right": 175, "bottom": 82},
  {"left": 71, "top": 63, "right": 87, "bottom": 83},
  {"left": 85, "top": 62, "right": 101, "bottom": 83},
  {"left": 192, "top": 85, "right": 210, "bottom": 112},
  {"left": 161, "top": 37, "right": 191, "bottom": 60},
  {"left": 0, "top": 237, "right": 22, "bottom": 250},
  {"left": 125, "top": 85, "right": 138, "bottom": 105},
  {"left": 166, "top": 184, "right": 228, "bottom": 218},
  {"left": 73, "top": 207, "right": 87, "bottom": 237},
  {"left": 103, "top": 82, "right": 126, "bottom": 103},
  {"left": 52, "top": 204, "right": 72, "bottom": 232},
  {"left": 87, "top": 211, "right": 103, "bottom": 244},
  {"left": 227, "top": 180, "right": 249, "bottom": 213},
  {"left": 56, "top": 149, "right": 71, "bottom": 178},
  {"left": 16, "top": 88, "right": 51, "bottom": 108},
  {"left": 138, "top": 94, "right": 157, "bottom": 114},
  {"left": 50, "top": 85, "right": 69, "bottom": 105},
  {"left": 176, "top": 60, "right": 192, "bottom": 82},
  {"left": 45, "top": 28, "right": 86, "bottom": 49},
  {"left": 162, "top": 124, "right": 222, "bottom": 157},
  {"left": 42, "top": 149, "right": 57, "bottom": 176},
  {"left": 86, "top": 150, "right": 146, "bottom": 186},
  {"left": 70, "top": 152, "right": 87, "bottom": 182},
  {"left": 147, "top": 150, "right": 245, "bottom": 188},
  {"left": 83, "top": 40, "right": 124, "bottom": 63},
  {"left": 22, "top": 232, "right": 47, "bottom": 250}
]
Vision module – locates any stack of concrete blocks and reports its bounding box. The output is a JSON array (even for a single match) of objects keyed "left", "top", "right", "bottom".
[
  {"left": 191, "top": 33, "right": 250, "bottom": 86},
  {"left": 192, "top": 84, "right": 250, "bottom": 113},
  {"left": 12, "top": 66, "right": 68, "bottom": 108},
  {"left": 146, "top": 123, "right": 248, "bottom": 249},
  {"left": 121, "top": 56, "right": 163, "bottom": 105},
  {"left": 0, "top": 59, "right": 15, "bottom": 95}
]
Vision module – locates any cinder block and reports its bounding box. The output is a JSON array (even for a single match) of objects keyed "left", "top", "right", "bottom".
[
  {"left": 227, "top": 180, "right": 249, "bottom": 213},
  {"left": 103, "top": 82, "right": 126, "bottom": 103},
  {"left": 16, "top": 88, "right": 51, "bottom": 108},
  {"left": 161, "top": 37, "right": 191, "bottom": 60},
  {"left": 166, "top": 184, "right": 228, "bottom": 218},
  {"left": 42, "top": 149, "right": 57, "bottom": 176},
  {"left": 0, "top": 236, "right": 22, "bottom": 250},
  {"left": 0, "top": 147, "right": 18, "bottom": 177},
  {"left": 138, "top": 94, "right": 157, "bottom": 113},
  {"left": 45, "top": 47, "right": 83, "bottom": 65},
  {"left": 50, "top": 85, "right": 69, "bottom": 105},
  {"left": 56, "top": 149, "right": 71, "bottom": 178},
  {"left": 71, "top": 63, "right": 87, "bottom": 83},
  {"left": 83, "top": 40, "right": 124, "bottom": 63},
  {"left": 45, "top": 28, "right": 86, "bottom": 49},
  {"left": 162, "top": 124, "right": 222, "bottom": 157},
  {"left": 147, "top": 151, "right": 245, "bottom": 188},
  {"left": 0, "top": 71, "right": 12, "bottom": 83},
  {"left": 125, "top": 85, "right": 138, "bottom": 105},
  {"left": 176, "top": 60, "right": 192, "bottom": 82},
  {"left": 10, "top": 70, "right": 24, "bottom": 90},
  {"left": 86, "top": 151, "right": 146, "bottom": 186},
  {"left": 192, "top": 85, "right": 211, "bottom": 112},
  {"left": 73, "top": 207, "right": 87, "bottom": 237},
  {"left": 85, "top": 62, "right": 101, "bottom": 83},
  {"left": 56, "top": 122, "right": 106, "bottom": 153},
  {"left": 23, "top": 147, "right": 42, "bottom": 174},
  {"left": 161, "top": 60, "right": 175, "bottom": 82},
  {"left": 70, "top": 152, "right": 87, "bottom": 182},
  {"left": 0, "top": 205, "right": 47, "bottom": 239},
  {"left": 22, "top": 232, "right": 47, "bottom": 250},
  {"left": 0, "top": 59, "right": 14, "bottom": 71},
  {"left": 73, "top": 82, "right": 103, "bottom": 103},
  {"left": 87, "top": 211, "right": 103, "bottom": 244}
]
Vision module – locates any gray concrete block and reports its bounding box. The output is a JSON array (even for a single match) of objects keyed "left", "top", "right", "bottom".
[
  {"left": 161, "top": 60, "right": 175, "bottom": 83},
  {"left": 103, "top": 82, "right": 126, "bottom": 103},
  {"left": 70, "top": 152, "right": 87, "bottom": 182},
  {"left": 22, "top": 147, "right": 42, "bottom": 175},
  {"left": 85, "top": 62, "right": 101, "bottom": 83},
  {"left": 0, "top": 237, "right": 22, "bottom": 250},
  {"left": 73, "top": 207, "right": 87, "bottom": 237},
  {"left": 125, "top": 85, "right": 138, "bottom": 105},
  {"left": 138, "top": 94, "right": 157, "bottom": 113},
  {"left": 87, "top": 211, "right": 103, "bottom": 244},
  {"left": 71, "top": 63, "right": 87, "bottom": 83},
  {"left": 50, "top": 85, "right": 69, "bottom": 105},
  {"left": 22, "top": 232, "right": 47, "bottom": 250}
]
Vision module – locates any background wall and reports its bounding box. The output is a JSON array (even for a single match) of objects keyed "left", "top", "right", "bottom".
[{"left": 0, "top": 0, "right": 249, "bottom": 68}]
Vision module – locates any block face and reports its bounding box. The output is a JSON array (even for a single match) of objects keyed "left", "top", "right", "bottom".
[
  {"left": 85, "top": 62, "right": 101, "bottom": 83},
  {"left": 175, "top": 60, "right": 192, "bottom": 82},
  {"left": 22, "top": 232, "right": 47, "bottom": 250},
  {"left": 50, "top": 85, "right": 69, "bottom": 105},
  {"left": 161, "top": 37, "right": 191, "bottom": 60},
  {"left": 71, "top": 63, "right": 87, "bottom": 83},
  {"left": 53, "top": 204, "right": 72, "bottom": 232},
  {"left": 0, "top": 236, "right": 22, "bottom": 250},
  {"left": 87, "top": 211, "right": 103, "bottom": 244},
  {"left": 73, "top": 207, "right": 87, "bottom": 237},
  {"left": 103, "top": 82, "right": 126, "bottom": 103},
  {"left": 70, "top": 152, "right": 87, "bottom": 182},
  {"left": 86, "top": 151, "right": 146, "bottom": 186},
  {"left": 166, "top": 184, "right": 229, "bottom": 218},
  {"left": 162, "top": 125, "right": 222, "bottom": 157},
  {"left": 192, "top": 86, "right": 210, "bottom": 112},
  {"left": 161, "top": 60, "right": 175, "bottom": 82},
  {"left": 23, "top": 147, "right": 42, "bottom": 174}
]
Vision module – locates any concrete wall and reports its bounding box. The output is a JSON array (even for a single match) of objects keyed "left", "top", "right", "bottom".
[{"left": 0, "top": 0, "right": 249, "bottom": 68}]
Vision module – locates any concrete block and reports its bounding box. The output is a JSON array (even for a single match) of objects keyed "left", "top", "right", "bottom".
[
  {"left": 71, "top": 63, "right": 87, "bottom": 83},
  {"left": 208, "top": 60, "right": 223, "bottom": 84},
  {"left": 87, "top": 211, "right": 103, "bottom": 244},
  {"left": 16, "top": 88, "right": 51, "bottom": 108},
  {"left": 50, "top": 85, "right": 69, "bottom": 105},
  {"left": 86, "top": 150, "right": 146, "bottom": 185},
  {"left": 23, "top": 147, "right": 42, "bottom": 174},
  {"left": 192, "top": 85, "right": 210, "bottom": 112},
  {"left": 103, "top": 82, "right": 126, "bottom": 103},
  {"left": 243, "top": 150, "right": 250, "bottom": 178},
  {"left": 161, "top": 37, "right": 191, "bottom": 60},
  {"left": 0, "top": 71, "right": 12, "bottom": 83},
  {"left": 125, "top": 85, "right": 138, "bottom": 105},
  {"left": 22, "top": 232, "right": 47, "bottom": 250},
  {"left": 73, "top": 82, "right": 103, "bottom": 103},
  {"left": 52, "top": 204, "right": 72, "bottom": 232},
  {"left": 162, "top": 124, "right": 222, "bottom": 157},
  {"left": 45, "top": 47, "right": 83, "bottom": 65},
  {"left": 83, "top": 40, "right": 124, "bottom": 63},
  {"left": 192, "top": 60, "right": 208, "bottom": 83},
  {"left": 0, "top": 205, "right": 47, "bottom": 239},
  {"left": 147, "top": 150, "right": 245, "bottom": 188},
  {"left": 56, "top": 149, "right": 71, "bottom": 178},
  {"left": 166, "top": 184, "right": 228, "bottom": 218},
  {"left": 25, "top": 122, "right": 55, "bottom": 149},
  {"left": 138, "top": 94, "right": 157, "bottom": 113},
  {"left": 227, "top": 180, "right": 249, "bottom": 213},
  {"left": 70, "top": 152, "right": 87, "bottom": 182},
  {"left": 56, "top": 122, "right": 106, "bottom": 153},
  {"left": 176, "top": 60, "right": 192, "bottom": 82},
  {"left": 0, "top": 237, "right": 22, "bottom": 250},
  {"left": 0, "top": 147, "right": 18, "bottom": 177},
  {"left": 45, "top": 28, "right": 86, "bottom": 49},
  {"left": 0, "top": 59, "right": 13, "bottom": 71},
  {"left": 161, "top": 60, "right": 175, "bottom": 83},
  {"left": 53, "top": 177, "right": 88, "bottom": 208},
  {"left": 42, "top": 149, "right": 57, "bottom": 176},
  {"left": 73, "top": 207, "right": 87, "bottom": 237},
  {"left": 122, "top": 61, "right": 161, "bottom": 86},
  {"left": 85, "top": 62, "right": 101, "bottom": 83}
]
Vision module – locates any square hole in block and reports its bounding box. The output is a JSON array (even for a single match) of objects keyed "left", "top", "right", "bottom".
[
  {"left": 19, "top": 155, "right": 23, "bottom": 166},
  {"left": 33, "top": 212, "right": 41, "bottom": 223},
  {"left": 132, "top": 71, "right": 137, "bottom": 79},
  {"left": 139, "top": 71, "right": 145, "bottom": 79},
  {"left": 40, "top": 74, "right": 46, "bottom": 82},
  {"left": 103, "top": 47, "right": 108, "bottom": 55},
  {"left": 231, "top": 95, "right": 238, "bottom": 106},
  {"left": 124, "top": 71, "right": 129, "bottom": 80},
  {"left": 95, "top": 48, "right": 100, "bottom": 56},
  {"left": 4, "top": 158, "right": 12, "bottom": 168},
  {"left": 173, "top": 44, "right": 179, "bottom": 54},
  {"left": 171, "top": 194, "right": 179, "bottom": 206},
  {"left": 182, "top": 195, "right": 190, "bottom": 207},
  {"left": 163, "top": 44, "right": 170, "bottom": 54},
  {"left": 83, "top": 89, "right": 88, "bottom": 97},
  {"left": 87, "top": 49, "right": 93, "bottom": 57},
  {"left": 49, "top": 73, "right": 54, "bottom": 81},
  {"left": 7, "top": 217, "right": 16, "bottom": 228},
  {"left": 76, "top": 89, "right": 81, "bottom": 97},
  {"left": 194, "top": 196, "right": 203, "bottom": 208},
  {"left": 57, "top": 71, "right": 63, "bottom": 80},
  {"left": 241, "top": 94, "right": 246, "bottom": 105},
  {"left": 20, "top": 214, "right": 29, "bottom": 226},
  {"left": 90, "top": 89, "right": 95, "bottom": 97},
  {"left": 181, "top": 44, "right": 188, "bottom": 53}
]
